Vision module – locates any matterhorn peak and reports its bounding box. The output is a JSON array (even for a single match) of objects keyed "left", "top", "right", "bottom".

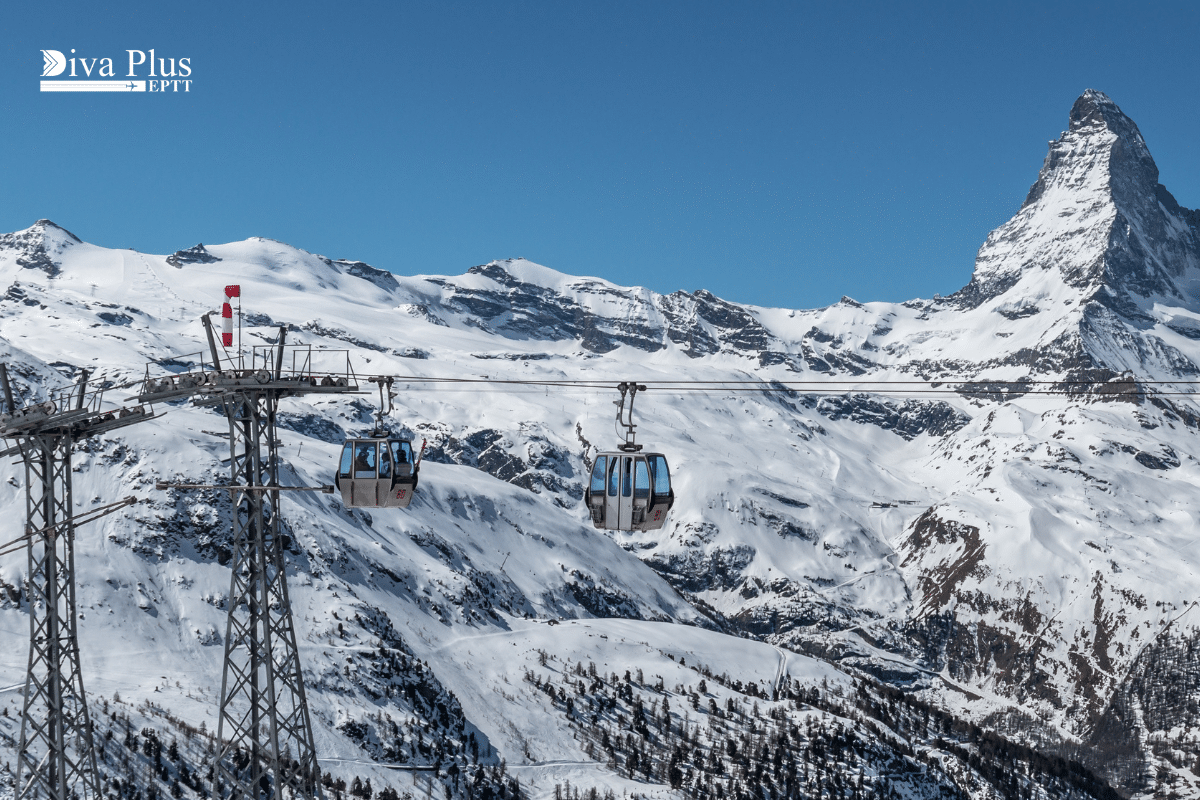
[
  {"left": 1044, "top": 89, "right": 1159, "bottom": 210},
  {"left": 955, "top": 90, "right": 1199, "bottom": 314},
  {"left": 1068, "top": 89, "right": 1145, "bottom": 140}
]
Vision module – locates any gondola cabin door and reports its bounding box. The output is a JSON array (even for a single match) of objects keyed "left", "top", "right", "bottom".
[
  {"left": 605, "top": 455, "right": 627, "bottom": 530},
  {"left": 348, "top": 440, "right": 384, "bottom": 506}
]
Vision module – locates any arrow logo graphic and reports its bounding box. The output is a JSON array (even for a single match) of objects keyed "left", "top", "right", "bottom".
[
  {"left": 41, "top": 80, "right": 146, "bottom": 92},
  {"left": 41, "top": 50, "right": 66, "bottom": 77}
]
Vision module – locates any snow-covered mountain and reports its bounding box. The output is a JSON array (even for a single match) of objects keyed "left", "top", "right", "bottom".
[{"left": 1, "top": 89, "right": 1198, "bottom": 799}]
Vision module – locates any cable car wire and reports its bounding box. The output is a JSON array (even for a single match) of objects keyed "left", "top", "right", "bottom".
[{"left": 337, "top": 373, "right": 1199, "bottom": 399}]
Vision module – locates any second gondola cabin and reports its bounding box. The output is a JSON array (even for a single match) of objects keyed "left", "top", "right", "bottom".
[
  {"left": 335, "top": 436, "right": 418, "bottom": 508},
  {"left": 585, "top": 451, "right": 673, "bottom": 531}
]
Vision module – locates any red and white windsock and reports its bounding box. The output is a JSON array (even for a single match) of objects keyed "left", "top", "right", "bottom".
[{"left": 221, "top": 284, "right": 240, "bottom": 347}]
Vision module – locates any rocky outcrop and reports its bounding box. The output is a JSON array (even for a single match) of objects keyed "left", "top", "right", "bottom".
[
  {"left": 0, "top": 219, "right": 81, "bottom": 277},
  {"left": 321, "top": 257, "right": 400, "bottom": 292},
  {"left": 166, "top": 243, "right": 221, "bottom": 267}
]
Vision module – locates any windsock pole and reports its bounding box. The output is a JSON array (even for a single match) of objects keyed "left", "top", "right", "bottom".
[{"left": 222, "top": 285, "right": 240, "bottom": 366}]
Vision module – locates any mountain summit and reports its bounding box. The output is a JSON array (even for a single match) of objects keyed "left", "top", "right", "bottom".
[{"left": 959, "top": 90, "right": 1200, "bottom": 313}]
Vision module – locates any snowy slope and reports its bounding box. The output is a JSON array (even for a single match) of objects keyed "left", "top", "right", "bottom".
[
  {"left": 0, "top": 226, "right": 1010, "bottom": 799},
  {"left": 1, "top": 89, "right": 1198, "bottom": 798}
]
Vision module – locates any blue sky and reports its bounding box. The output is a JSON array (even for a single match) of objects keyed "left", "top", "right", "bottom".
[{"left": 2, "top": 1, "right": 1198, "bottom": 309}]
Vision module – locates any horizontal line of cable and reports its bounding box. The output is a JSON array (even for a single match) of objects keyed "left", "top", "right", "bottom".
[
  {"left": 353, "top": 374, "right": 1191, "bottom": 397},
  {"left": 370, "top": 375, "right": 1182, "bottom": 386}
]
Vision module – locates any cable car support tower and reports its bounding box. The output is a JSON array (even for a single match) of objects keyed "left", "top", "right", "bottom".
[
  {"left": 0, "top": 365, "right": 154, "bottom": 800},
  {"left": 140, "top": 316, "right": 357, "bottom": 800}
]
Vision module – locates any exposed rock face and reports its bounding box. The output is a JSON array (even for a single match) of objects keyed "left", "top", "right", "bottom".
[
  {"left": 802, "top": 394, "right": 971, "bottom": 440},
  {"left": 947, "top": 90, "right": 1200, "bottom": 386},
  {"left": 0, "top": 219, "right": 81, "bottom": 277},
  {"left": 421, "top": 260, "right": 797, "bottom": 358},
  {"left": 166, "top": 243, "right": 221, "bottom": 267},
  {"left": 419, "top": 424, "right": 583, "bottom": 502},
  {"left": 387, "top": 95, "right": 1198, "bottom": 392},
  {"left": 320, "top": 257, "right": 400, "bottom": 292}
]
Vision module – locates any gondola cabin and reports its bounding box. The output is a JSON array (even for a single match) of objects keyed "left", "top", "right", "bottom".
[
  {"left": 585, "top": 451, "right": 673, "bottom": 531},
  {"left": 335, "top": 437, "right": 418, "bottom": 508}
]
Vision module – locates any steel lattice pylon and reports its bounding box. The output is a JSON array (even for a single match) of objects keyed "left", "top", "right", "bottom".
[
  {"left": 15, "top": 435, "right": 101, "bottom": 800},
  {"left": 214, "top": 389, "right": 320, "bottom": 800},
  {"left": 137, "top": 322, "right": 355, "bottom": 800},
  {"left": 2, "top": 363, "right": 153, "bottom": 800}
]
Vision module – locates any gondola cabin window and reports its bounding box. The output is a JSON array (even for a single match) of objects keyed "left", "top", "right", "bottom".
[
  {"left": 590, "top": 455, "right": 607, "bottom": 495},
  {"left": 390, "top": 440, "right": 414, "bottom": 466},
  {"left": 354, "top": 442, "right": 377, "bottom": 478},
  {"left": 651, "top": 455, "right": 671, "bottom": 497},
  {"left": 634, "top": 459, "right": 650, "bottom": 499}
]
